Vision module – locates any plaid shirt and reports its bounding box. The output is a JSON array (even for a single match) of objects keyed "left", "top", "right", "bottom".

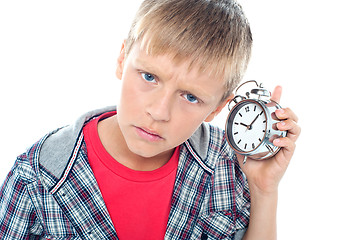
[{"left": 0, "top": 107, "right": 250, "bottom": 239}]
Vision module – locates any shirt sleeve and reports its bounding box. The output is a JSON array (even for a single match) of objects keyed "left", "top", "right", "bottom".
[{"left": 0, "top": 158, "right": 40, "bottom": 239}]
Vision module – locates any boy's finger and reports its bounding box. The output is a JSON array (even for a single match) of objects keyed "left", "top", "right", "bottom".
[
  {"left": 273, "top": 137, "right": 296, "bottom": 162},
  {"left": 275, "top": 108, "right": 299, "bottom": 122},
  {"left": 270, "top": 85, "right": 282, "bottom": 103},
  {"left": 276, "top": 119, "right": 301, "bottom": 142}
]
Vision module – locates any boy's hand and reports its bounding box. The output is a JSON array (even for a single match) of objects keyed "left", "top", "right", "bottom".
[{"left": 237, "top": 86, "right": 301, "bottom": 194}]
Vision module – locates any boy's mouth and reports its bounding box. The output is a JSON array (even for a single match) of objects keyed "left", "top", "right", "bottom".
[{"left": 135, "top": 126, "right": 163, "bottom": 141}]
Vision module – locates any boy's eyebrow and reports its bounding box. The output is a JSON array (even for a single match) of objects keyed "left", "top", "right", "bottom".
[{"left": 133, "top": 57, "right": 159, "bottom": 75}]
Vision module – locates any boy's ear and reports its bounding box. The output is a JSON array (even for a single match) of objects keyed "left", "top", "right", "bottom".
[
  {"left": 116, "top": 40, "right": 126, "bottom": 80},
  {"left": 204, "top": 93, "right": 234, "bottom": 122}
]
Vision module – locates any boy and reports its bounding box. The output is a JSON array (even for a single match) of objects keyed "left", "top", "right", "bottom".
[{"left": 0, "top": 0, "right": 300, "bottom": 239}]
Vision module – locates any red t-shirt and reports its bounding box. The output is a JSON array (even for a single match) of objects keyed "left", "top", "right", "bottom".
[{"left": 83, "top": 111, "right": 179, "bottom": 239}]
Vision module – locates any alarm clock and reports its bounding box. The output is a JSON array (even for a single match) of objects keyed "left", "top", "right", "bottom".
[{"left": 225, "top": 80, "right": 287, "bottom": 163}]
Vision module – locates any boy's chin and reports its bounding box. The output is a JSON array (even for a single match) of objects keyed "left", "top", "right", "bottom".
[{"left": 131, "top": 147, "right": 173, "bottom": 159}]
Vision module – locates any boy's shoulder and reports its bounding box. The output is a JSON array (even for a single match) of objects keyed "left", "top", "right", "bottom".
[
  {"left": 38, "top": 106, "right": 116, "bottom": 178},
  {"left": 8, "top": 107, "right": 115, "bottom": 183},
  {"left": 184, "top": 121, "right": 236, "bottom": 173}
]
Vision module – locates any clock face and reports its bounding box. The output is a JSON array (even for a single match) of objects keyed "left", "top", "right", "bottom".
[{"left": 228, "top": 100, "right": 267, "bottom": 153}]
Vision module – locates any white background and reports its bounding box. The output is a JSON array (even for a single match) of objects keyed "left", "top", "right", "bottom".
[{"left": 0, "top": 0, "right": 360, "bottom": 239}]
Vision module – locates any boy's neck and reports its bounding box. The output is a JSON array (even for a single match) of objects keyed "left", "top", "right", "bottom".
[{"left": 97, "top": 115, "right": 174, "bottom": 171}]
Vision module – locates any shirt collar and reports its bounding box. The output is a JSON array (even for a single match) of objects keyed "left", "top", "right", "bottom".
[{"left": 39, "top": 106, "right": 219, "bottom": 178}]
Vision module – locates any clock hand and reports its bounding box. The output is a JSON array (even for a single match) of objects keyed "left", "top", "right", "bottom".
[
  {"left": 248, "top": 114, "right": 259, "bottom": 130},
  {"left": 240, "top": 122, "right": 248, "bottom": 128},
  {"left": 239, "top": 122, "right": 250, "bottom": 133}
]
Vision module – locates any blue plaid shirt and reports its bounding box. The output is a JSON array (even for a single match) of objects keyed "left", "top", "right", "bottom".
[{"left": 0, "top": 107, "right": 250, "bottom": 239}]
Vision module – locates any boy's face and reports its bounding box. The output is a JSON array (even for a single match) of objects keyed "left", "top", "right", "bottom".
[{"left": 115, "top": 41, "right": 232, "bottom": 160}]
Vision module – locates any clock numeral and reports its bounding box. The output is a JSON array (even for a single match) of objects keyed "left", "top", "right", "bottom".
[
  {"left": 254, "top": 106, "right": 257, "bottom": 111},
  {"left": 263, "top": 120, "right": 266, "bottom": 123},
  {"left": 258, "top": 138, "right": 262, "bottom": 142},
  {"left": 260, "top": 111, "right": 263, "bottom": 116},
  {"left": 245, "top": 106, "right": 250, "bottom": 112},
  {"left": 244, "top": 143, "right": 247, "bottom": 149},
  {"left": 234, "top": 132, "right": 239, "bottom": 135},
  {"left": 237, "top": 139, "right": 242, "bottom": 144},
  {"left": 235, "top": 122, "right": 239, "bottom": 125},
  {"left": 238, "top": 113, "right": 243, "bottom": 117},
  {"left": 252, "top": 143, "right": 255, "bottom": 149}
]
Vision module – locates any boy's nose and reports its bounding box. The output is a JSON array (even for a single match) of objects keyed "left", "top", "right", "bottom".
[{"left": 146, "top": 91, "right": 172, "bottom": 122}]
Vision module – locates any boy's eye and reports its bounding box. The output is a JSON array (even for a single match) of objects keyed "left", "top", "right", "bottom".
[
  {"left": 141, "top": 72, "right": 156, "bottom": 83},
  {"left": 183, "top": 93, "right": 199, "bottom": 104}
]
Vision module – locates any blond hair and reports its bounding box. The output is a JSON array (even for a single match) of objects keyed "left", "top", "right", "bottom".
[{"left": 126, "top": 0, "right": 253, "bottom": 101}]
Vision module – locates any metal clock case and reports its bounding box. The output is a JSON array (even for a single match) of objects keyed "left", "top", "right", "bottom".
[{"left": 225, "top": 80, "right": 287, "bottom": 162}]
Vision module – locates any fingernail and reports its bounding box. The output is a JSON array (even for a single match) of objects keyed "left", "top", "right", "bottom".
[
  {"left": 273, "top": 138, "right": 280, "bottom": 144},
  {"left": 278, "top": 109, "right": 285, "bottom": 114}
]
